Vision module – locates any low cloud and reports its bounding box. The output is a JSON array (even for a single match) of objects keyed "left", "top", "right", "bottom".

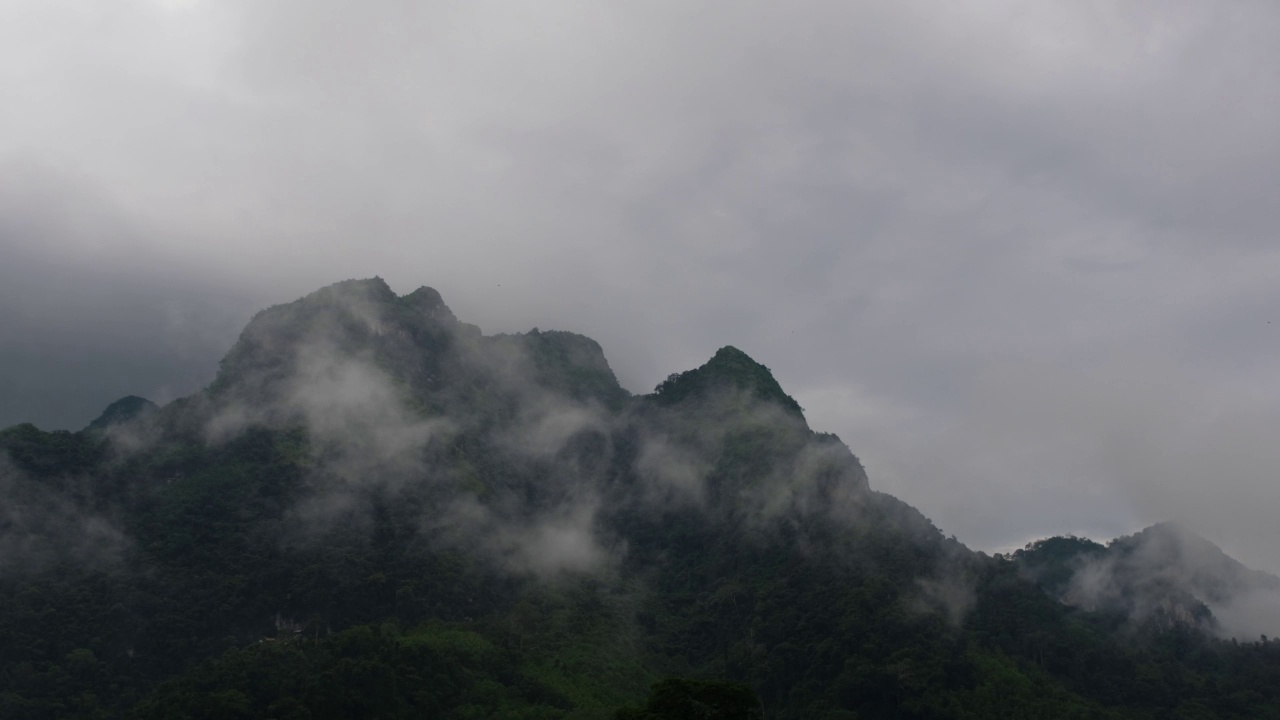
[
  {"left": 190, "top": 283, "right": 626, "bottom": 580},
  {"left": 633, "top": 435, "right": 709, "bottom": 507},
  {"left": 0, "top": 455, "right": 129, "bottom": 575},
  {"left": 916, "top": 572, "right": 978, "bottom": 628},
  {"left": 1214, "top": 590, "right": 1280, "bottom": 643},
  {"left": 431, "top": 494, "right": 616, "bottom": 579},
  {"left": 1046, "top": 523, "right": 1280, "bottom": 639}
]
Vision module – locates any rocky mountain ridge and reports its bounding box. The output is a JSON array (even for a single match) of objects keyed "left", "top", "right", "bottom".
[{"left": 3, "top": 278, "right": 1280, "bottom": 719}]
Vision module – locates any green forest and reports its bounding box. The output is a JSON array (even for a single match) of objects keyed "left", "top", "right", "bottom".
[{"left": 3, "top": 279, "right": 1279, "bottom": 719}]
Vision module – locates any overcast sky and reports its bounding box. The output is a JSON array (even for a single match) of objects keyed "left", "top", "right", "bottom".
[{"left": 2, "top": 0, "right": 1279, "bottom": 571}]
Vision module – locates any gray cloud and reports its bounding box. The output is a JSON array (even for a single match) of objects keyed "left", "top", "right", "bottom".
[{"left": 2, "top": 1, "right": 1280, "bottom": 570}]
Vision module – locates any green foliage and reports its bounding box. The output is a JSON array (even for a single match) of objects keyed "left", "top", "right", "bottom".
[
  {"left": 0, "top": 423, "right": 106, "bottom": 477},
  {"left": 1010, "top": 535, "right": 1109, "bottom": 597},
  {"left": 130, "top": 622, "right": 577, "bottom": 720},
  {"left": 651, "top": 347, "right": 804, "bottom": 418},
  {"left": 616, "top": 679, "right": 763, "bottom": 720},
  {"left": 83, "top": 396, "right": 158, "bottom": 434},
  {"left": 521, "top": 329, "right": 631, "bottom": 408}
]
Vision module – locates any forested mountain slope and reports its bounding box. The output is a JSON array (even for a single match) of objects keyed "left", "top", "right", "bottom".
[
  {"left": 3, "top": 278, "right": 1280, "bottom": 719},
  {"left": 1014, "top": 523, "right": 1280, "bottom": 640}
]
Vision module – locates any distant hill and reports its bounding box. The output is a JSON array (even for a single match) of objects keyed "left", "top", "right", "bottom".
[
  {"left": 1014, "top": 522, "right": 1280, "bottom": 639},
  {"left": 84, "top": 395, "right": 158, "bottom": 433},
  {"left": 3, "top": 278, "right": 1280, "bottom": 719}
]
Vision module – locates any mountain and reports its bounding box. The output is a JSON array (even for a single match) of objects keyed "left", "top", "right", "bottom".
[
  {"left": 1014, "top": 522, "right": 1280, "bottom": 638},
  {"left": 3, "top": 278, "right": 1280, "bottom": 719},
  {"left": 83, "top": 396, "right": 158, "bottom": 434}
]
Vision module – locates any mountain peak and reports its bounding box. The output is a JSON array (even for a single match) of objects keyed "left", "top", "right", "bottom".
[
  {"left": 84, "top": 395, "right": 157, "bottom": 433},
  {"left": 651, "top": 346, "right": 804, "bottom": 418},
  {"left": 209, "top": 278, "right": 460, "bottom": 398},
  {"left": 1116, "top": 522, "right": 1235, "bottom": 570},
  {"left": 315, "top": 275, "right": 394, "bottom": 297},
  {"left": 402, "top": 285, "right": 449, "bottom": 314}
]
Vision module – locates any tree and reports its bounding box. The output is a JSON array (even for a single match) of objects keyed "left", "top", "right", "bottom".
[{"left": 616, "top": 679, "right": 764, "bottom": 720}]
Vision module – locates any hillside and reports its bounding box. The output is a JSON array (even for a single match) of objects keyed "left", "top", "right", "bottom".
[
  {"left": 3, "top": 278, "right": 1280, "bottom": 719},
  {"left": 1014, "top": 523, "right": 1280, "bottom": 639}
]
